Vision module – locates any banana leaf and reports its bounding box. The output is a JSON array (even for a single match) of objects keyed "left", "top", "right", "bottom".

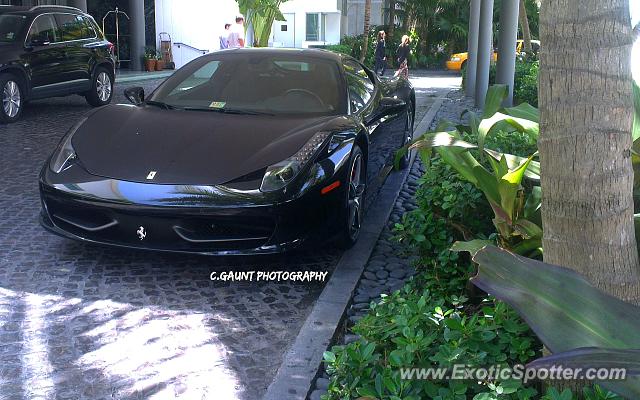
[
  {"left": 483, "top": 84, "right": 509, "bottom": 118},
  {"left": 478, "top": 112, "right": 540, "bottom": 155},
  {"left": 451, "top": 239, "right": 494, "bottom": 256},
  {"left": 504, "top": 103, "right": 540, "bottom": 123},
  {"left": 527, "top": 347, "right": 640, "bottom": 376},
  {"left": 485, "top": 148, "right": 540, "bottom": 181},
  {"left": 471, "top": 246, "right": 640, "bottom": 399}
]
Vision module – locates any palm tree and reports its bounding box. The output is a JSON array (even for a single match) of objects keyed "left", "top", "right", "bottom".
[
  {"left": 519, "top": 0, "right": 532, "bottom": 52},
  {"left": 360, "top": 0, "right": 372, "bottom": 63},
  {"left": 538, "top": 0, "right": 640, "bottom": 304}
]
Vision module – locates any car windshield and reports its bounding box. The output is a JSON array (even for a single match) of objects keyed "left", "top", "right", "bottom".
[
  {"left": 149, "top": 53, "right": 346, "bottom": 115},
  {"left": 0, "top": 14, "right": 26, "bottom": 43}
]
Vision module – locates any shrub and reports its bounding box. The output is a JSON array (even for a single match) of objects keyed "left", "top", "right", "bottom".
[
  {"left": 325, "top": 44, "right": 352, "bottom": 56},
  {"left": 464, "top": 60, "right": 539, "bottom": 106}
]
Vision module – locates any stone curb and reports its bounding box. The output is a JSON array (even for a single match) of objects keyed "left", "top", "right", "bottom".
[{"left": 263, "top": 94, "right": 449, "bottom": 400}]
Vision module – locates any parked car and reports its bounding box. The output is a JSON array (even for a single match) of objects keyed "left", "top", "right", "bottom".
[
  {"left": 446, "top": 39, "right": 541, "bottom": 71},
  {"left": 0, "top": 5, "right": 115, "bottom": 123},
  {"left": 39, "top": 48, "right": 415, "bottom": 255}
]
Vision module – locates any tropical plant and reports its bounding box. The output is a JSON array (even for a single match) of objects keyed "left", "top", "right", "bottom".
[
  {"left": 360, "top": 0, "right": 372, "bottom": 63},
  {"left": 398, "top": 85, "right": 542, "bottom": 257},
  {"left": 467, "top": 245, "right": 640, "bottom": 399},
  {"left": 235, "top": 0, "right": 290, "bottom": 47}
]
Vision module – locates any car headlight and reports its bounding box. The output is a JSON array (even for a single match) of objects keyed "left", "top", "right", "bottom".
[
  {"left": 451, "top": 57, "right": 461, "bottom": 62},
  {"left": 49, "top": 117, "right": 87, "bottom": 173},
  {"left": 260, "top": 131, "right": 331, "bottom": 192}
]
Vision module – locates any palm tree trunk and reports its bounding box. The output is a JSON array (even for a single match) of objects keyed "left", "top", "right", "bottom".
[
  {"left": 360, "top": 0, "right": 372, "bottom": 63},
  {"left": 518, "top": 0, "right": 532, "bottom": 52},
  {"left": 538, "top": 0, "right": 640, "bottom": 305}
]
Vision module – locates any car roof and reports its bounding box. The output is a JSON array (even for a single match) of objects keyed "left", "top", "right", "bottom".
[
  {"left": 0, "top": 5, "right": 84, "bottom": 15},
  {"left": 215, "top": 47, "right": 346, "bottom": 62}
]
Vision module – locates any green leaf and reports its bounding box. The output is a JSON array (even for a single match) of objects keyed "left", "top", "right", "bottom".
[
  {"left": 451, "top": 240, "right": 494, "bottom": 256},
  {"left": 504, "top": 102, "right": 540, "bottom": 123},
  {"left": 484, "top": 148, "right": 540, "bottom": 181},
  {"left": 523, "top": 186, "right": 542, "bottom": 221},
  {"left": 513, "top": 219, "right": 543, "bottom": 239},
  {"left": 483, "top": 84, "right": 509, "bottom": 118},
  {"left": 527, "top": 347, "right": 640, "bottom": 375},
  {"left": 478, "top": 112, "right": 539, "bottom": 155},
  {"left": 471, "top": 246, "right": 640, "bottom": 398},
  {"left": 323, "top": 351, "right": 336, "bottom": 363}
]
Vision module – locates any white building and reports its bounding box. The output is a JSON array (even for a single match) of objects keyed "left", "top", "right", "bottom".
[
  {"left": 154, "top": 0, "right": 347, "bottom": 69},
  {"left": 344, "top": 0, "right": 384, "bottom": 36}
]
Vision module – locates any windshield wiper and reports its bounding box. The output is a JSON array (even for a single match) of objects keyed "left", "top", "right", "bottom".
[
  {"left": 146, "top": 100, "right": 176, "bottom": 110},
  {"left": 182, "top": 107, "right": 274, "bottom": 116}
]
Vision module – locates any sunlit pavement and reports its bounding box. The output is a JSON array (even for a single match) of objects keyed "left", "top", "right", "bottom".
[{"left": 0, "top": 71, "right": 460, "bottom": 399}]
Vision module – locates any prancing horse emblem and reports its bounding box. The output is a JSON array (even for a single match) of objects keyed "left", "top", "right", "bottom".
[{"left": 137, "top": 226, "right": 146, "bottom": 240}]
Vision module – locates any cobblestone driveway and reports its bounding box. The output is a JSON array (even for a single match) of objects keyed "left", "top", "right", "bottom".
[{"left": 0, "top": 78, "right": 339, "bottom": 400}]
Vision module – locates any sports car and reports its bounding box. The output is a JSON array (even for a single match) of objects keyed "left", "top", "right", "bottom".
[{"left": 39, "top": 48, "right": 415, "bottom": 255}]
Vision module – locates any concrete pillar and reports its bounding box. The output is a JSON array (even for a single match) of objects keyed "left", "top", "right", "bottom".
[
  {"left": 129, "top": 0, "right": 145, "bottom": 71},
  {"left": 69, "top": 0, "right": 87, "bottom": 12},
  {"left": 466, "top": 0, "right": 481, "bottom": 97},
  {"left": 496, "top": 0, "right": 520, "bottom": 106},
  {"left": 245, "top": 11, "right": 254, "bottom": 47},
  {"left": 475, "top": 0, "right": 494, "bottom": 108}
]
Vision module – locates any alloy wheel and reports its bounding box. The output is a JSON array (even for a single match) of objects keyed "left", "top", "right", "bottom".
[
  {"left": 401, "top": 108, "right": 414, "bottom": 165},
  {"left": 96, "top": 72, "right": 112, "bottom": 102},
  {"left": 347, "top": 152, "right": 365, "bottom": 240},
  {"left": 2, "top": 80, "right": 21, "bottom": 118}
]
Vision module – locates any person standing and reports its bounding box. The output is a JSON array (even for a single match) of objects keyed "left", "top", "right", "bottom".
[
  {"left": 227, "top": 16, "right": 246, "bottom": 49},
  {"left": 219, "top": 24, "right": 231, "bottom": 49},
  {"left": 395, "top": 35, "right": 411, "bottom": 79},
  {"left": 374, "top": 30, "right": 387, "bottom": 76}
]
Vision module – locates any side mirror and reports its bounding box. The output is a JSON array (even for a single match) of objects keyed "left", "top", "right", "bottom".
[{"left": 124, "top": 86, "right": 145, "bottom": 105}]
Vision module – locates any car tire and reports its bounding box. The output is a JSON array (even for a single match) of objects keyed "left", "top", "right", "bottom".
[
  {"left": 0, "top": 73, "right": 24, "bottom": 124},
  {"left": 337, "top": 145, "right": 366, "bottom": 249},
  {"left": 86, "top": 67, "right": 114, "bottom": 107},
  {"left": 398, "top": 104, "right": 414, "bottom": 170}
]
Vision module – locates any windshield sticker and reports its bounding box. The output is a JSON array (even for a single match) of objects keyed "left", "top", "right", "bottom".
[{"left": 209, "top": 101, "right": 226, "bottom": 109}]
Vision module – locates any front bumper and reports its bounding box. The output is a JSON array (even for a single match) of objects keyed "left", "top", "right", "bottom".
[{"left": 39, "top": 162, "right": 349, "bottom": 256}]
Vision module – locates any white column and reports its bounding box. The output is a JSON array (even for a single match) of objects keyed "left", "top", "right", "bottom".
[
  {"left": 466, "top": 0, "right": 481, "bottom": 97},
  {"left": 496, "top": 0, "right": 520, "bottom": 106},
  {"left": 475, "top": 0, "right": 494, "bottom": 108}
]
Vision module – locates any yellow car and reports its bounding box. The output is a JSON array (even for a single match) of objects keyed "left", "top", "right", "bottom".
[{"left": 446, "top": 40, "right": 540, "bottom": 71}]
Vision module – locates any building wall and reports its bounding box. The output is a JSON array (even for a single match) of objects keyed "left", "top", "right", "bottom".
[
  {"left": 269, "top": 0, "right": 341, "bottom": 48},
  {"left": 346, "top": 0, "right": 384, "bottom": 36},
  {"left": 154, "top": 0, "right": 239, "bottom": 68}
]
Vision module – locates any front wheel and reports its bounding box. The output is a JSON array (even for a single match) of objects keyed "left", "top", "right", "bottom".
[
  {"left": 0, "top": 74, "right": 23, "bottom": 124},
  {"left": 86, "top": 67, "right": 114, "bottom": 107},
  {"left": 337, "top": 145, "right": 366, "bottom": 248},
  {"left": 398, "top": 105, "right": 414, "bottom": 170}
]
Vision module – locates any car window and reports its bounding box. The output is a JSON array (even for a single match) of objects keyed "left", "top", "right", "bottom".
[
  {"left": 344, "top": 60, "right": 375, "bottom": 113},
  {"left": 27, "top": 14, "right": 58, "bottom": 44},
  {"left": 55, "top": 13, "right": 92, "bottom": 41},
  {"left": 168, "top": 60, "right": 221, "bottom": 96},
  {"left": 81, "top": 16, "right": 97, "bottom": 38},
  {"left": 0, "top": 14, "right": 27, "bottom": 43},
  {"left": 150, "top": 54, "right": 346, "bottom": 115}
]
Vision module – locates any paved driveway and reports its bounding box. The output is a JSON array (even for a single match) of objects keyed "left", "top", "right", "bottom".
[{"left": 0, "top": 71, "right": 460, "bottom": 400}]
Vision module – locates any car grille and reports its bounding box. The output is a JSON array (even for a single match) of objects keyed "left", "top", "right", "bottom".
[{"left": 45, "top": 197, "right": 275, "bottom": 252}]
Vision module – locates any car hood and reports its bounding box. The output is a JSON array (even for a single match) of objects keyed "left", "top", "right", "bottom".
[{"left": 72, "top": 104, "right": 351, "bottom": 185}]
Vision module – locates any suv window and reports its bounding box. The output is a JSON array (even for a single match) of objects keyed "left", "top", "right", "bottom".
[
  {"left": 344, "top": 60, "right": 375, "bottom": 113},
  {"left": 55, "top": 13, "right": 93, "bottom": 41},
  {"left": 0, "top": 14, "right": 27, "bottom": 43},
  {"left": 27, "top": 14, "right": 58, "bottom": 44}
]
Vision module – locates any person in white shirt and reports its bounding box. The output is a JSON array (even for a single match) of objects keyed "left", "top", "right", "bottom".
[
  {"left": 219, "top": 23, "right": 231, "bottom": 49},
  {"left": 227, "top": 16, "right": 245, "bottom": 48}
]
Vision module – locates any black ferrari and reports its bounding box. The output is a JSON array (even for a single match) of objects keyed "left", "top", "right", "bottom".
[{"left": 39, "top": 48, "right": 415, "bottom": 255}]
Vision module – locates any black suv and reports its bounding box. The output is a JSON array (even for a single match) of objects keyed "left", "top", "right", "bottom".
[{"left": 0, "top": 5, "right": 115, "bottom": 123}]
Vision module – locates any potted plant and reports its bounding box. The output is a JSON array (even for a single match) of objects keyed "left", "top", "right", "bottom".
[
  {"left": 144, "top": 47, "right": 157, "bottom": 72},
  {"left": 155, "top": 49, "right": 165, "bottom": 71}
]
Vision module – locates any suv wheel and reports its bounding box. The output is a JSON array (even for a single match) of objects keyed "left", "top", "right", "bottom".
[
  {"left": 0, "top": 74, "right": 23, "bottom": 124},
  {"left": 86, "top": 67, "right": 113, "bottom": 107}
]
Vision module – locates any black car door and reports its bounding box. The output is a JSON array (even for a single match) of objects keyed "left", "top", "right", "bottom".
[
  {"left": 54, "top": 13, "right": 93, "bottom": 92},
  {"left": 344, "top": 60, "right": 402, "bottom": 189},
  {"left": 23, "top": 13, "right": 68, "bottom": 97}
]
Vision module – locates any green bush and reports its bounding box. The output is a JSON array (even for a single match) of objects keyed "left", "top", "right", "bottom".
[
  {"left": 464, "top": 60, "right": 539, "bottom": 106},
  {"left": 325, "top": 44, "right": 352, "bottom": 56}
]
